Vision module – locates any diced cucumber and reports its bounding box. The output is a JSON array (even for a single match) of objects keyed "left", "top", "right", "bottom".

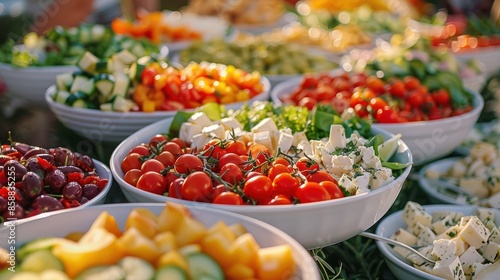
[
  {"left": 54, "top": 90, "right": 70, "bottom": 104},
  {"left": 17, "top": 238, "right": 66, "bottom": 261},
  {"left": 79, "top": 25, "right": 92, "bottom": 44},
  {"left": 100, "top": 103, "right": 113, "bottom": 111},
  {"left": 65, "top": 91, "right": 88, "bottom": 106},
  {"left": 186, "top": 253, "right": 224, "bottom": 280},
  {"left": 19, "top": 250, "right": 64, "bottom": 273},
  {"left": 55, "top": 37, "right": 68, "bottom": 52},
  {"left": 91, "top": 24, "right": 107, "bottom": 42},
  {"left": 75, "top": 265, "right": 125, "bottom": 280},
  {"left": 69, "top": 75, "right": 94, "bottom": 95},
  {"left": 95, "top": 60, "right": 110, "bottom": 73},
  {"left": 71, "top": 99, "right": 89, "bottom": 108},
  {"left": 66, "top": 27, "right": 79, "bottom": 41},
  {"left": 120, "top": 39, "right": 135, "bottom": 50},
  {"left": 128, "top": 56, "right": 152, "bottom": 82},
  {"left": 67, "top": 43, "right": 85, "bottom": 57},
  {"left": 55, "top": 73, "right": 74, "bottom": 90},
  {"left": 155, "top": 266, "right": 188, "bottom": 280},
  {"left": 119, "top": 257, "right": 155, "bottom": 280},
  {"left": 77, "top": 51, "right": 99, "bottom": 74},
  {"left": 94, "top": 74, "right": 115, "bottom": 98},
  {"left": 112, "top": 74, "right": 130, "bottom": 98},
  {"left": 114, "top": 49, "right": 137, "bottom": 65},
  {"left": 130, "top": 43, "right": 146, "bottom": 58},
  {"left": 112, "top": 96, "right": 134, "bottom": 112}
]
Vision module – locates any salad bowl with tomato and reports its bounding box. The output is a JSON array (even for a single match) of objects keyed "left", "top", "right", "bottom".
[
  {"left": 271, "top": 69, "right": 484, "bottom": 165},
  {"left": 110, "top": 102, "right": 413, "bottom": 249}
]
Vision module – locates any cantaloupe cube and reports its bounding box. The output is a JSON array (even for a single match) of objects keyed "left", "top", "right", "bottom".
[
  {"left": 154, "top": 231, "right": 177, "bottom": 254},
  {"left": 156, "top": 250, "right": 189, "bottom": 272},
  {"left": 118, "top": 227, "right": 161, "bottom": 263},
  {"left": 175, "top": 216, "right": 208, "bottom": 246},
  {"left": 88, "top": 211, "right": 123, "bottom": 237},
  {"left": 125, "top": 208, "right": 159, "bottom": 238},
  {"left": 158, "top": 203, "right": 191, "bottom": 232},
  {"left": 257, "top": 245, "right": 295, "bottom": 280}
]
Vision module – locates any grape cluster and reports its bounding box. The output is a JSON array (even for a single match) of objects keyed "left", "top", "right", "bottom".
[{"left": 0, "top": 142, "right": 108, "bottom": 221}]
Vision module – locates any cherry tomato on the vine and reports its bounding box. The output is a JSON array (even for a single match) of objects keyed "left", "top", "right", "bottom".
[
  {"left": 294, "top": 182, "right": 330, "bottom": 203},
  {"left": 181, "top": 171, "right": 212, "bottom": 202}
]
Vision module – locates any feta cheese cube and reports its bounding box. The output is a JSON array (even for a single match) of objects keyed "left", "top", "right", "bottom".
[
  {"left": 451, "top": 237, "right": 469, "bottom": 256},
  {"left": 393, "top": 246, "right": 412, "bottom": 258},
  {"left": 179, "top": 122, "right": 203, "bottom": 143},
  {"left": 292, "top": 131, "right": 308, "bottom": 146},
  {"left": 318, "top": 147, "right": 333, "bottom": 169},
  {"left": 338, "top": 174, "right": 357, "bottom": 195},
  {"left": 433, "top": 256, "right": 465, "bottom": 280},
  {"left": 487, "top": 192, "right": 500, "bottom": 208},
  {"left": 251, "top": 117, "right": 278, "bottom": 134},
  {"left": 432, "top": 215, "right": 456, "bottom": 235},
  {"left": 202, "top": 124, "right": 225, "bottom": 139},
  {"left": 220, "top": 117, "right": 243, "bottom": 130},
  {"left": 488, "top": 227, "right": 500, "bottom": 244},
  {"left": 391, "top": 228, "right": 417, "bottom": 246},
  {"left": 277, "top": 131, "right": 293, "bottom": 154},
  {"left": 481, "top": 241, "right": 500, "bottom": 262},
  {"left": 297, "top": 140, "right": 313, "bottom": 157},
  {"left": 432, "top": 239, "right": 457, "bottom": 260},
  {"left": 354, "top": 172, "right": 371, "bottom": 190},
  {"left": 191, "top": 133, "right": 209, "bottom": 151},
  {"left": 188, "top": 112, "right": 213, "bottom": 127},
  {"left": 361, "top": 146, "right": 381, "bottom": 169},
  {"left": 253, "top": 131, "right": 273, "bottom": 152},
  {"left": 474, "top": 207, "right": 495, "bottom": 224},
  {"left": 458, "top": 216, "right": 490, "bottom": 248},
  {"left": 418, "top": 226, "right": 437, "bottom": 246},
  {"left": 402, "top": 202, "right": 432, "bottom": 229},
  {"left": 459, "top": 246, "right": 485, "bottom": 274},
  {"left": 414, "top": 262, "right": 434, "bottom": 274},
  {"left": 330, "top": 155, "right": 353, "bottom": 177},
  {"left": 370, "top": 168, "right": 394, "bottom": 190},
  {"left": 459, "top": 178, "right": 489, "bottom": 198},
  {"left": 439, "top": 225, "right": 462, "bottom": 240},
  {"left": 328, "top": 125, "right": 346, "bottom": 148}
]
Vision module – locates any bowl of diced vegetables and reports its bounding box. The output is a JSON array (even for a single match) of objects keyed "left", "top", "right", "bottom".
[
  {"left": 0, "top": 201, "right": 321, "bottom": 279},
  {"left": 374, "top": 201, "right": 500, "bottom": 280},
  {"left": 0, "top": 24, "right": 160, "bottom": 104},
  {"left": 109, "top": 101, "right": 413, "bottom": 249},
  {"left": 45, "top": 49, "right": 271, "bottom": 143}
]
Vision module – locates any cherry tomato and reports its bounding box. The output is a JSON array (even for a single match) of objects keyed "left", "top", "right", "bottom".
[
  {"left": 248, "top": 143, "right": 271, "bottom": 165},
  {"left": 243, "top": 175, "right": 274, "bottom": 203},
  {"left": 174, "top": 154, "right": 204, "bottom": 174},
  {"left": 141, "top": 67, "right": 158, "bottom": 88},
  {"left": 388, "top": 79, "right": 406, "bottom": 98},
  {"left": 162, "top": 142, "right": 182, "bottom": 157},
  {"left": 272, "top": 173, "right": 300, "bottom": 197},
  {"left": 296, "top": 157, "right": 319, "bottom": 176},
  {"left": 202, "top": 139, "right": 227, "bottom": 160},
  {"left": 298, "top": 97, "right": 317, "bottom": 110},
  {"left": 403, "top": 76, "right": 421, "bottom": 90},
  {"left": 226, "top": 140, "right": 247, "bottom": 156},
  {"left": 129, "top": 145, "right": 150, "bottom": 156},
  {"left": 366, "top": 76, "right": 385, "bottom": 94},
  {"left": 141, "top": 159, "right": 165, "bottom": 174},
  {"left": 220, "top": 163, "right": 244, "bottom": 185},
  {"left": 407, "top": 90, "right": 425, "bottom": 108},
  {"left": 294, "top": 182, "right": 330, "bottom": 203},
  {"left": 124, "top": 169, "right": 141, "bottom": 186},
  {"left": 432, "top": 89, "right": 451, "bottom": 106},
  {"left": 267, "top": 195, "right": 292, "bottom": 205},
  {"left": 272, "top": 157, "right": 290, "bottom": 167},
  {"left": 368, "top": 97, "right": 388, "bottom": 113},
  {"left": 210, "top": 184, "right": 227, "bottom": 201},
  {"left": 213, "top": 192, "right": 243, "bottom": 205},
  {"left": 149, "top": 134, "right": 169, "bottom": 147},
  {"left": 170, "top": 137, "right": 186, "bottom": 149},
  {"left": 181, "top": 171, "right": 212, "bottom": 202},
  {"left": 320, "top": 181, "right": 344, "bottom": 199},
  {"left": 155, "top": 151, "right": 175, "bottom": 167},
  {"left": 306, "top": 170, "right": 337, "bottom": 184},
  {"left": 168, "top": 178, "right": 184, "bottom": 199},
  {"left": 267, "top": 164, "right": 290, "bottom": 181},
  {"left": 375, "top": 106, "right": 400, "bottom": 123},
  {"left": 218, "top": 153, "right": 244, "bottom": 170},
  {"left": 121, "top": 153, "right": 142, "bottom": 173},
  {"left": 136, "top": 171, "right": 167, "bottom": 195}
]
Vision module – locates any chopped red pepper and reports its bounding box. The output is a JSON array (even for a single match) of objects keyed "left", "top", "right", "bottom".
[
  {"left": 37, "top": 156, "right": 56, "bottom": 172},
  {"left": 60, "top": 198, "right": 81, "bottom": 209},
  {"left": 0, "top": 169, "right": 7, "bottom": 185},
  {"left": 0, "top": 187, "right": 20, "bottom": 200},
  {"left": 83, "top": 175, "right": 109, "bottom": 190},
  {"left": 77, "top": 160, "right": 94, "bottom": 172},
  {"left": 67, "top": 172, "right": 84, "bottom": 186}
]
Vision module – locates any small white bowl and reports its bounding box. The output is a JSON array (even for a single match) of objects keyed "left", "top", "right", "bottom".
[
  {"left": 45, "top": 77, "right": 270, "bottom": 143},
  {"left": 271, "top": 77, "right": 484, "bottom": 165},
  {"left": 0, "top": 63, "right": 77, "bottom": 104},
  {"left": 375, "top": 204, "right": 500, "bottom": 280},
  {"left": 454, "top": 46, "right": 500, "bottom": 77},
  {"left": 84, "top": 158, "right": 113, "bottom": 206},
  {"left": 110, "top": 115, "right": 413, "bottom": 249},
  {"left": 0, "top": 202, "right": 321, "bottom": 279}
]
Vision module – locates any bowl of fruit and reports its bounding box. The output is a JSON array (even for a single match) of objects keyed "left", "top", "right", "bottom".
[
  {"left": 176, "top": 38, "right": 339, "bottom": 87},
  {"left": 272, "top": 50, "right": 484, "bottom": 165},
  {"left": 0, "top": 24, "right": 160, "bottom": 104},
  {"left": 374, "top": 201, "right": 500, "bottom": 280},
  {"left": 109, "top": 101, "right": 413, "bottom": 249},
  {"left": 0, "top": 141, "right": 112, "bottom": 221},
  {"left": 45, "top": 54, "right": 271, "bottom": 143},
  {"left": 0, "top": 201, "right": 320, "bottom": 279}
]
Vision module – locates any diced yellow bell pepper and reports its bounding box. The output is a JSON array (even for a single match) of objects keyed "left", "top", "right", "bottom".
[
  {"left": 228, "top": 223, "right": 247, "bottom": 237},
  {"left": 225, "top": 263, "right": 255, "bottom": 280},
  {"left": 175, "top": 216, "right": 208, "bottom": 247},
  {"left": 156, "top": 250, "right": 189, "bottom": 272},
  {"left": 201, "top": 231, "right": 234, "bottom": 269},
  {"left": 257, "top": 245, "right": 295, "bottom": 280},
  {"left": 154, "top": 231, "right": 177, "bottom": 254},
  {"left": 125, "top": 208, "right": 159, "bottom": 239},
  {"left": 118, "top": 227, "right": 161, "bottom": 264},
  {"left": 158, "top": 203, "right": 190, "bottom": 232},
  {"left": 229, "top": 233, "right": 260, "bottom": 270},
  {"left": 88, "top": 211, "right": 122, "bottom": 237}
]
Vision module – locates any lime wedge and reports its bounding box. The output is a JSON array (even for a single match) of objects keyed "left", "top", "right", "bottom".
[{"left": 378, "top": 133, "right": 402, "bottom": 162}]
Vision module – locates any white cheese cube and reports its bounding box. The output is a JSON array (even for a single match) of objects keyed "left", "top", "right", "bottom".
[
  {"left": 414, "top": 263, "right": 434, "bottom": 274},
  {"left": 224, "top": 127, "right": 245, "bottom": 139},
  {"left": 432, "top": 215, "right": 457, "bottom": 235},
  {"left": 450, "top": 161, "right": 467, "bottom": 178},
  {"left": 487, "top": 192, "right": 500, "bottom": 208},
  {"left": 458, "top": 216, "right": 490, "bottom": 248},
  {"left": 329, "top": 155, "right": 353, "bottom": 177},
  {"left": 338, "top": 174, "right": 358, "bottom": 195},
  {"left": 277, "top": 131, "right": 293, "bottom": 154},
  {"left": 297, "top": 140, "right": 313, "bottom": 157},
  {"left": 433, "top": 256, "right": 465, "bottom": 280},
  {"left": 251, "top": 117, "right": 278, "bottom": 134},
  {"left": 418, "top": 226, "right": 437, "bottom": 246},
  {"left": 328, "top": 125, "right": 346, "bottom": 148},
  {"left": 433, "top": 211, "right": 464, "bottom": 223},
  {"left": 402, "top": 201, "right": 432, "bottom": 229},
  {"left": 318, "top": 147, "right": 333, "bottom": 169},
  {"left": 459, "top": 246, "right": 485, "bottom": 274},
  {"left": 253, "top": 131, "right": 273, "bottom": 153},
  {"left": 484, "top": 220, "right": 497, "bottom": 232},
  {"left": 361, "top": 146, "right": 381, "bottom": 169},
  {"left": 432, "top": 239, "right": 457, "bottom": 260},
  {"left": 391, "top": 228, "right": 417, "bottom": 246},
  {"left": 310, "top": 140, "right": 323, "bottom": 156},
  {"left": 188, "top": 112, "right": 213, "bottom": 127},
  {"left": 451, "top": 237, "right": 469, "bottom": 256},
  {"left": 411, "top": 222, "right": 427, "bottom": 237},
  {"left": 488, "top": 227, "right": 500, "bottom": 244},
  {"left": 406, "top": 253, "right": 428, "bottom": 266},
  {"left": 220, "top": 117, "right": 243, "bottom": 130},
  {"left": 292, "top": 131, "right": 308, "bottom": 146},
  {"left": 407, "top": 245, "right": 433, "bottom": 266},
  {"left": 425, "top": 168, "right": 441, "bottom": 180},
  {"left": 481, "top": 241, "right": 500, "bottom": 262},
  {"left": 370, "top": 168, "right": 394, "bottom": 190},
  {"left": 438, "top": 225, "right": 463, "bottom": 240},
  {"left": 202, "top": 124, "right": 225, "bottom": 139},
  {"left": 393, "top": 246, "right": 412, "bottom": 258},
  {"left": 179, "top": 122, "right": 203, "bottom": 143},
  {"left": 459, "top": 178, "right": 489, "bottom": 198},
  {"left": 459, "top": 216, "right": 472, "bottom": 227},
  {"left": 190, "top": 133, "right": 208, "bottom": 151},
  {"left": 354, "top": 172, "right": 371, "bottom": 190}
]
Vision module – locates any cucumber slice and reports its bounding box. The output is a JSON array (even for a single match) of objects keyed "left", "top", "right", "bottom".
[
  {"left": 112, "top": 74, "right": 130, "bottom": 98},
  {"left": 67, "top": 43, "right": 85, "bottom": 57},
  {"left": 128, "top": 56, "right": 152, "bottom": 82},
  {"left": 71, "top": 99, "right": 89, "bottom": 108},
  {"left": 70, "top": 75, "right": 94, "bottom": 95},
  {"left": 17, "top": 238, "right": 66, "bottom": 261},
  {"left": 100, "top": 103, "right": 113, "bottom": 112},
  {"left": 75, "top": 265, "right": 125, "bottom": 280},
  {"left": 186, "top": 253, "right": 224, "bottom": 280},
  {"left": 79, "top": 25, "right": 92, "bottom": 44},
  {"left": 77, "top": 51, "right": 99, "bottom": 74},
  {"left": 54, "top": 90, "right": 71, "bottom": 104},
  {"left": 55, "top": 73, "right": 74, "bottom": 90},
  {"left": 155, "top": 266, "right": 188, "bottom": 280},
  {"left": 114, "top": 49, "right": 137, "bottom": 65},
  {"left": 65, "top": 91, "right": 88, "bottom": 106},
  {"left": 112, "top": 96, "right": 134, "bottom": 112},
  {"left": 130, "top": 43, "right": 146, "bottom": 58},
  {"left": 91, "top": 24, "right": 107, "bottom": 42},
  {"left": 94, "top": 74, "right": 115, "bottom": 98},
  {"left": 95, "top": 60, "right": 110, "bottom": 73},
  {"left": 119, "top": 257, "right": 155, "bottom": 280},
  {"left": 19, "top": 250, "right": 64, "bottom": 273}
]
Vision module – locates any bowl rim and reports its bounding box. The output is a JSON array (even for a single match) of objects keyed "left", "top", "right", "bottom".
[
  {"left": 271, "top": 74, "right": 485, "bottom": 129},
  {"left": 374, "top": 204, "right": 498, "bottom": 280},
  {"left": 44, "top": 76, "right": 271, "bottom": 117},
  {"left": 0, "top": 62, "right": 78, "bottom": 71},
  {"left": 418, "top": 156, "right": 473, "bottom": 205},
  {"left": 1, "top": 201, "right": 321, "bottom": 279},
  {"left": 110, "top": 113, "right": 413, "bottom": 213}
]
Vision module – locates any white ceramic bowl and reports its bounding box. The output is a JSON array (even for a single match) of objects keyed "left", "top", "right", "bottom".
[
  {"left": 454, "top": 46, "right": 500, "bottom": 77},
  {"left": 374, "top": 204, "right": 500, "bottom": 280},
  {"left": 0, "top": 202, "right": 320, "bottom": 279},
  {"left": 83, "top": 158, "right": 113, "bottom": 206},
  {"left": 110, "top": 116, "right": 413, "bottom": 249},
  {"left": 271, "top": 77, "right": 484, "bottom": 165},
  {"left": 0, "top": 63, "right": 77, "bottom": 104},
  {"left": 233, "top": 13, "right": 298, "bottom": 35},
  {"left": 45, "top": 77, "right": 270, "bottom": 143}
]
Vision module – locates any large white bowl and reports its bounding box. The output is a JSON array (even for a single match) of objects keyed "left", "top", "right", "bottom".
[
  {"left": 374, "top": 204, "right": 500, "bottom": 280},
  {"left": 454, "top": 46, "right": 500, "bottom": 77},
  {"left": 271, "top": 76, "right": 484, "bottom": 165},
  {"left": 110, "top": 115, "right": 413, "bottom": 249},
  {"left": 45, "top": 77, "right": 270, "bottom": 143},
  {"left": 0, "top": 63, "right": 77, "bottom": 104},
  {"left": 0, "top": 202, "right": 320, "bottom": 279}
]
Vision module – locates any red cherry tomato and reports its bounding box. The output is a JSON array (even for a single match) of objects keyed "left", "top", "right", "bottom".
[
  {"left": 149, "top": 134, "right": 169, "bottom": 147},
  {"left": 243, "top": 175, "right": 274, "bottom": 203},
  {"left": 174, "top": 154, "right": 204, "bottom": 174},
  {"left": 320, "top": 181, "right": 344, "bottom": 199},
  {"left": 162, "top": 142, "right": 182, "bottom": 156},
  {"left": 136, "top": 171, "right": 167, "bottom": 195},
  {"left": 267, "top": 164, "right": 290, "bottom": 182},
  {"left": 124, "top": 169, "right": 141, "bottom": 186},
  {"left": 168, "top": 178, "right": 185, "bottom": 199},
  {"left": 220, "top": 163, "right": 244, "bottom": 185},
  {"left": 213, "top": 192, "right": 244, "bottom": 205},
  {"left": 141, "top": 159, "right": 165, "bottom": 174},
  {"left": 181, "top": 171, "right": 212, "bottom": 202},
  {"left": 294, "top": 182, "right": 330, "bottom": 203},
  {"left": 306, "top": 170, "right": 337, "bottom": 184},
  {"left": 155, "top": 151, "right": 175, "bottom": 167},
  {"left": 267, "top": 195, "right": 292, "bottom": 205},
  {"left": 226, "top": 140, "right": 247, "bottom": 156},
  {"left": 272, "top": 173, "right": 300, "bottom": 197},
  {"left": 296, "top": 157, "right": 320, "bottom": 176},
  {"left": 129, "top": 145, "right": 150, "bottom": 156},
  {"left": 121, "top": 153, "right": 142, "bottom": 173}
]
